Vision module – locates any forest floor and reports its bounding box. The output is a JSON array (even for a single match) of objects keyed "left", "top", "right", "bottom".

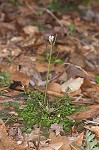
[{"left": 0, "top": 1, "right": 99, "bottom": 150}]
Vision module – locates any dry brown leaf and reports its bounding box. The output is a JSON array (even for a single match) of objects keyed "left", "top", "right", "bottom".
[
  {"left": 40, "top": 147, "right": 54, "bottom": 150},
  {"left": 81, "top": 79, "right": 94, "bottom": 89},
  {"left": 49, "top": 132, "right": 71, "bottom": 150},
  {"left": 0, "top": 44, "right": 21, "bottom": 58},
  {"left": 67, "top": 107, "right": 99, "bottom": 120},
  {"left": 69, "top": 51, "right": 85, "bottom": 68},
  {"left": 48, "top": 82, "right": 61, "bottom": 93},
  {"left": 72, "top": 131, "right": 84, "bottom": 146},
  {"left": 23, "top": 25, "right": 39, "bottom": 36},
  {"left": 0, "top": 120, "right": 29, "bottom": 150},
  {"left": 68, "top": 89, "right": 81, "bottom": 97},
  {"left": 57, "top": 45, "right": 73, "bottom": 53},
  {"left": 0, "top": 63, "right": 17, "bottom": 73},
  {"left": 9, "top": 36, "right": 24, "bottom": 44},
  {"left": 28, "top": 128, "right": 46, "bottom": 142},
  {"left": 50, "top": 123, "right": 63, "bottom": 135},
  {"left": 84, "top": 125, "right": 99, "bottom": 137},
  {"left": 88, "top": 105, "right": 99, "bottom": 109},
  {"left": 10, "top": 71, "right": 30, "bottom": 87},
  {"left": 61, "top": 77, "right": 84, "bottom": 93},
  {"left": 0, "top": 22, "right": 15, "bottom": 30},
  {"left": 70, "top": 132, "right": 84, "bottom": 150},
  {"left": 0, "top": 86, "right": 8, "bottom": 91},
  {"left": 49, "top": 142, "right": 63, "bottom": 150},
  {"left": 83, "top": 89, "right": 99, "bottom": 103},
  {"left": 37, "top": 44, "right": 47, "bottom": 55},
  {"left": 46, "top": 90, "right": 64, "bottom": 97},
  {"left": 14, "top": 55, "right": 40, "bottom": 77},
  {"left": 81, "top": 79, "right": 99, "bottom": 90},
  {"left": 66, "top": 64, "right": 94, "bottom": 81},
  {"left": 18, "top": 2, "right": 39, "bottom": 17},
  {"left": 4, "top": 90, "right": 21, "bottom": 97},
  {"left": 34, "top": 61, "right": 55, "bottom": 72}
]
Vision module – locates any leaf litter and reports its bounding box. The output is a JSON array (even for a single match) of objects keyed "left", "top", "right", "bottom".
[{"left": 0, "top": 0, "right": 99, "bottom": 149}]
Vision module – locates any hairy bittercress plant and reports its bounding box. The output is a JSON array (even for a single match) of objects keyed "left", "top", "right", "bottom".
[{"left": 44, "top": 35, "right": 55, "bottom": 108}]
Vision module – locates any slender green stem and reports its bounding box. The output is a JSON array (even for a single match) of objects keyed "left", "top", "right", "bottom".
[{"left": 45, "top": 43, "right": 53, "bottom": 108}]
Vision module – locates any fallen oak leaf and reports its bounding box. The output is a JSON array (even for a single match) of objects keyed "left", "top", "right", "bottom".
[
  {"left": 70, "top": 143, "right": 81, "bottom": 150},
  {"left": 10, "top": 71, "right": 30, "bottom": 87},
  {"left": 49, "top": 132, "right": 71, "bottom": 150},
  {"left": 48, "top": 82, "right": 62, "bottom": 93},
  {"left": 50, "top": 123, "right": 64, "bottom": 136},
  {"left": 34, "top": 61, "right": 55, "bottom": 73},
  {"left": 67, "top": 109, "right": 99, "bottom": 120},
  {"left": 84, "top": 125, "right": 99, "bottom": 137},
  {"left": 0, "top": 119, "right": 30, "bottom": 150},
  {"left": 71, "top": 131, "right": 84, "bottom": 147},
  {"left": 45, "top": 90, "right": 64, "bottom": 97},
  {"left": 49, "top": 142, "right": 63, "bottom": 150},
  {"left": 81, "top": 80, "right": 99, "bottom": 103},
  {"left": 23, "top": 25, "right": 39, "bottom": 36},
  {"left": 68, "top": 89, "right": 81, "bottom": 97},
  {"left": 65, "top": 64, "right": 94, "bottom": 81},
  {"left": 0, "top": 44, "right": 21, "bottom": 58},
  {"left": 61, "top": 77, "right": 84, "bottom": 93},
  {"left": 40, "top": 147, "right": 54, "bottom": 150},
  {"left": 67, "top": 107, "right": 99, "bottom": 120},
  {"left": 88, "top": 104, "right": 99, "bottom": 109},
  {"left": 70, "top": 131, "right": 84, "bottom": 150}
]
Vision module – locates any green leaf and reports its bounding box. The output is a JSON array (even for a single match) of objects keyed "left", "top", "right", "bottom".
[
  {"left": 69, "top": 23, "right": 75, "bottom": 32},
  {"left": 86, "top": 130, "right": 91, "bottom": 137},
  {"left": 85, "top": 130, "right": 99, "bottom": 150},
  {"left": 90, "top": 140, "right": 97, "bottom": 149},
  {"left": 0, "top": 71, "right": 11, "bottom": 87},
  {"left": 37, "top": 58, "right": 46, "bottom": 62},
  {"left": 54, "top": 58, "right": 63, "bottom": 63},
  {"left": 4, "top": 72, "right": 10, "bottom": 78},
  {"left": 92, "top": 148, "right": 99, "bottom": 150},
  {"left": 96, "top": 75, "right": 99, "bottom": 84},
  {"left": 82, "top": 0, "right": 92, "bottom": 5},
  {"left": 87, "top": 134, "right": 95, "bottom": 142}
]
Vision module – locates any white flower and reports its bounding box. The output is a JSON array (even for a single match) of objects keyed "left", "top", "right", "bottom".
[{"left": 49, "top": 35, "right": 55, "bottom": 43}]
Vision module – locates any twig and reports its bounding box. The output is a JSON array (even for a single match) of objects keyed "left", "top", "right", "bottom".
[
  {"left": 85, "top": 120, "right": 99, "bottom": 125},
  {"left": 42, "top": 8, "right": 67, "bottom": 33}
]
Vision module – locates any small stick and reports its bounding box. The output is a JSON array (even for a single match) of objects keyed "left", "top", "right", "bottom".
[{"left": 42, "top": 8, "right": 67, "bottom": 33}]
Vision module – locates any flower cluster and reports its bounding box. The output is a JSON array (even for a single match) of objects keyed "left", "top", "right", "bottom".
[{"left": 49, "top": 35, "right": 55, "bottom": 44}]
